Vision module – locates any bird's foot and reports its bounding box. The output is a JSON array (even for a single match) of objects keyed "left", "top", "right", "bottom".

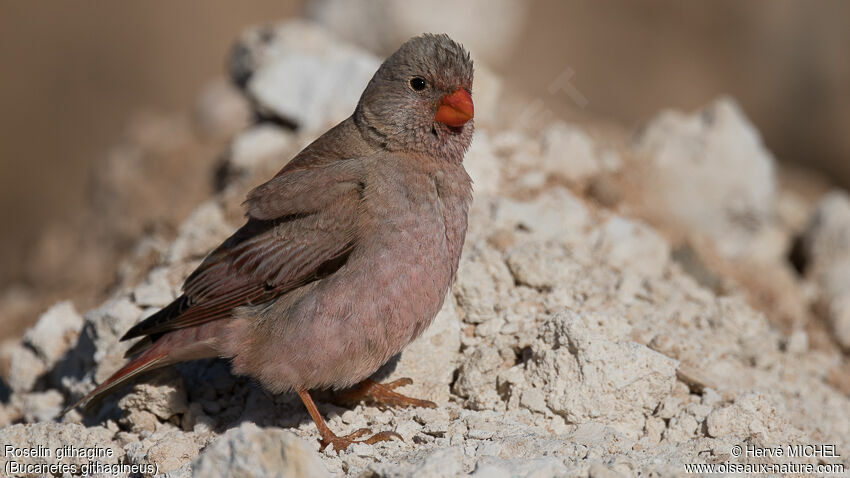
[
  {"left": 335, "top": 378, "right": 437, "bottom": 409},
  {"left": 318, "top": 427, "right": 402, "bottom": 452}
]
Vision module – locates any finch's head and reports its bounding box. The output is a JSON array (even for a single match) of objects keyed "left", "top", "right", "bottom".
[{"left": 356, "top": 33, "right": 474, "bottom": 163}]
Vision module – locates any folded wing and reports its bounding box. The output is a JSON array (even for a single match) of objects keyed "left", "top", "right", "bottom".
[{"left": 121, "top": 160, "right": 364, "bottom": 342}]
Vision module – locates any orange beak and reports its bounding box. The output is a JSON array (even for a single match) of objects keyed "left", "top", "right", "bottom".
[{"left": 435, "top": 88, "right": 474, "bottom": 127}]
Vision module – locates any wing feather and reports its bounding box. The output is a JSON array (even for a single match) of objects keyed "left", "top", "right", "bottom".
[{"left": 121, "top": 163, "right": 363, "bottom": 341}]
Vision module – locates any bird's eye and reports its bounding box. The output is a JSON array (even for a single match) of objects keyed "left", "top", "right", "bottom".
[{"left": 409, "top": 77, "right": 427, "bottom": 91}]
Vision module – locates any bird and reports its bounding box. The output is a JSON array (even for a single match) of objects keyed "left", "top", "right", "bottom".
[{"left": 64, "top": 33, "right": 475, "bottom": 452}]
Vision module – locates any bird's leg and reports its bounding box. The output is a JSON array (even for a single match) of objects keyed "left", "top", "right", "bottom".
[
  {"left": 333, "top": 378, "right": 437, "bottom": 409},
  {"left": 296, "top": 389, "right": 402, "bottom": 452}
]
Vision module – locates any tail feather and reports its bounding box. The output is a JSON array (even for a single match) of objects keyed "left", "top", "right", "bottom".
[
  {"left": 61, "top": 319, "right": 225, "bottom": 417},
  {"left": 60, "top": 349, "right": 169, "bottom": 417}
]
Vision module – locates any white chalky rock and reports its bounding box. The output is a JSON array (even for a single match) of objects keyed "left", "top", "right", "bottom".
[{"left": 633, "top": 97, "right": 777, "bottom": 259}]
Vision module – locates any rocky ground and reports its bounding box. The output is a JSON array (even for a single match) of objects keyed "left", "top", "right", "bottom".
[{"left": 2, "top": 20, "right": 850, "bottom": 477}]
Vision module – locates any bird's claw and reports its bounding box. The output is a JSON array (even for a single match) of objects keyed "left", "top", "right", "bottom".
[
  {"left": 334, "top": 378, "right": 437, "bottom": 409},
  {"left": 318, "top": 428, "right": 403, "bottom": 452},
  {"left": 381, "top": 377, "right": 414, "bottom": 390}
]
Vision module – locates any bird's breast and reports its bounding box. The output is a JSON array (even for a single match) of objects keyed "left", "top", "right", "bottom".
[
  {"left": 360, "top": 165, "right": 470, "bottom": 272},
  {"left": 350, "top": 164, "right": 471, "bottom": 346}
]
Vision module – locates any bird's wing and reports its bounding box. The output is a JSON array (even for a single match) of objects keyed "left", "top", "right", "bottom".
[{"left": 121, "top": 160, "right": 364, "bottom": 341}]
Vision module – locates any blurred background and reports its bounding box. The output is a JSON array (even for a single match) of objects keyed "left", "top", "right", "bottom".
[{"left": 1, "top": 0, "right": 848, "bottom": 336}]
